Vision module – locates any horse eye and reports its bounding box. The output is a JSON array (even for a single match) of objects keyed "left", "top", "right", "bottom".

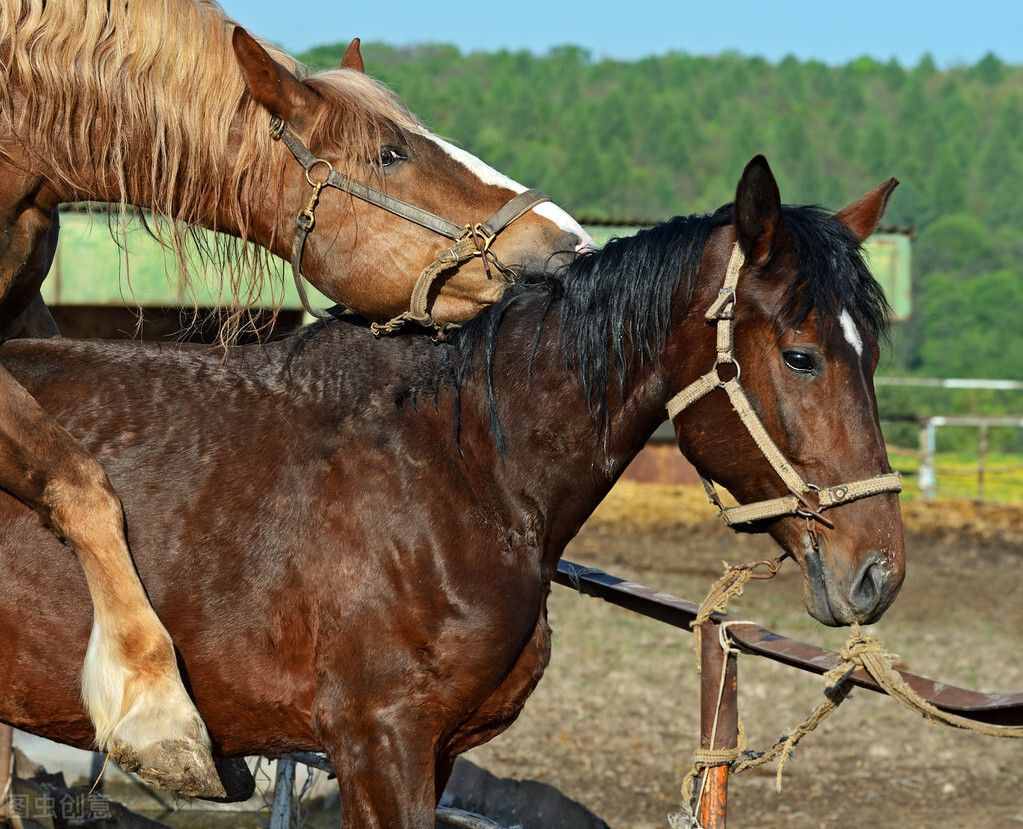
[
  {"left": 783, "top": 350, "right": 817, "bottom": 374},
  {"left": 376, "top": 146, "right": 407, "bottom": 168}
]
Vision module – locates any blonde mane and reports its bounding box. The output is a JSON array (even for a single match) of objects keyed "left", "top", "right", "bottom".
[{"left": 0, "top": 0, "right": 419, "bottom": 321}]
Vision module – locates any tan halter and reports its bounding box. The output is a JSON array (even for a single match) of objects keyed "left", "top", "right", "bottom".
[{"left": 665, "top": 243, "right": 902, "bottom": 529}]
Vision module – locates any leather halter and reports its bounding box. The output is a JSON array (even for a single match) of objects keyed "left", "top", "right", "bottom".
[
  {"left": 270, "top": 116, "right": 551, "bottom": 336},
  {"left": 665, "top": 242, "right": 902, "bottom": 530}
]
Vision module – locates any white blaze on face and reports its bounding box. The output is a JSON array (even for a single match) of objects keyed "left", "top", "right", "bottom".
[
  {"left": 423, "top": 133, "right": 594, "bottom": 250},
  {"left": 839, "top": 308, "right": 864, "bottom": 356}
]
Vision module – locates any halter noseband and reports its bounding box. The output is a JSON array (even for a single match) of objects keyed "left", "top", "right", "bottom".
[
  {"left": 271, "top": 117, "right": 551, "bottom": 337},
  {"left": 665, "top": 243, "right": 902, "bottom": 531}
]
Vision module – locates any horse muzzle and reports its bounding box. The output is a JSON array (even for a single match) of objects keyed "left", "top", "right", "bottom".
[{"left": 802, "top": 540, "right": 903, "bottom": 627}]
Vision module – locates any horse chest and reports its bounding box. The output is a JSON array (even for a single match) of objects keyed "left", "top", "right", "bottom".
[{"left": 447, "top": 600, "right": 552, "bottom": 757}]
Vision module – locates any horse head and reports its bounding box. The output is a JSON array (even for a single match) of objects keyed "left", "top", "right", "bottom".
[
  {"left": 232, "top": 31, "right": 591, "bottom": 326},
  {"left": 668, "top": 156, "right": 904, "bottom": 626}
]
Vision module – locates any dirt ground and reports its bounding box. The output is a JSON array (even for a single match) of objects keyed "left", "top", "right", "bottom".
[{"left": 463, "top": 484, "right": 1023, "bottom": 829}]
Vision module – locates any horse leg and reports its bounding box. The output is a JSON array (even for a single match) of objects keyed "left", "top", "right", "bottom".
[
  {"left": 0, "top": 198, "right": 222, "bottom": 797},
  {"left": 435, "top": 753, "right": 455, "bottom": 803},
  {"left": 325, "top": 725, "right": 438, "bottom": 829},
  {"left": 0, "top": 203, "right": 60, "bottom": 339},
  {"left": 0, "top": 365, "right": 223, "bottom": 794}
]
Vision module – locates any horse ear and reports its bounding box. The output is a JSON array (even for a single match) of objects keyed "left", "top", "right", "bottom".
[
  {"left": 734, "top": 155, "right": 781, "bottom": 267},
  {"left": 835, "top": 178, "right": 900, "bottom": 242},
  {"left": 341, "top": 38, "right": 365, "bottom": 72},
  {"left": 232, "top": 27, "right": 319, "bottom": 126}
]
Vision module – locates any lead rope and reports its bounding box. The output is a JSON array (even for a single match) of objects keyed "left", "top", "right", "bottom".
[
  {"left": 369, "top": 224, "right": 515, "bottom": 340},
  {"left": 673, "top": 561, "right": 1023, "bottom": 829},
  {"left": 688, "top": 556, "right": 784, "bottom": 671}
]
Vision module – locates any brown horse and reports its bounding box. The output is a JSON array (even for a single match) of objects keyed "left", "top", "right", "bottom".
[
  {"left": 0, "top": 0, "right": 589, "bottom": 794},
  {"left": 0, "top": 157, "right": 902, "bottom": 826}
]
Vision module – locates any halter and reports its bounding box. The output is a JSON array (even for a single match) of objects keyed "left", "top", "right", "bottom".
[
  {"left": 665, "top": 242, "right": 902, "bottom": 531},
  {"left": 270, "top": 117, "right": 551, "bottom": 337}
]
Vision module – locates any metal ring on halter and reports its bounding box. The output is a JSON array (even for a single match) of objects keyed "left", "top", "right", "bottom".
[
  {"left": 304, "top": 159, "right": 334, "bottom": 188},
  {"left": 714, "top": 356, "right": 741, "bottom": 384},
  {"left": 794, "top": 483, "right": 823, "bottom": 519}
]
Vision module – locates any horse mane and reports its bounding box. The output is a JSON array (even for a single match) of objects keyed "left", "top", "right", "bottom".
[
  {"left": 446, "top": 204, "right": 890, "bottom": 447},
  {"left": 0, "top": 0, "right": 419, "bottom": 327}
]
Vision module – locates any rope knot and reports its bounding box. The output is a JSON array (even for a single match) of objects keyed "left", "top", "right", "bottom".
[
  {"left": 690, "top": 747, "right": 740, "bottom": 769},
  {"left": 835, "top": 626, "right": 897, "bottom": 669},
  {"left": 680, "top": 744, "right": 745, "bottom": 821}
]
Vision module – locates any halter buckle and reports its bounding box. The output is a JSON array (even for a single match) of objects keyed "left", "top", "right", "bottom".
[
  {"left": 298, "top": 171, "right": 331, "bottom": 234},
  {"left": 460, "top": 223, "right": 507, "bottom": 281},
  {"left": 706, "top": 287, "right": 737, "bottom": 321},
  {"left": 794, "top": 484, "right": 835, "bottom": 529}
]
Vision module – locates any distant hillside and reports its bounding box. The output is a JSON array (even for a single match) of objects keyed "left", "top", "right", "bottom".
[{"left": 299, "top": 43, "right": 1023, "bottom": 385}]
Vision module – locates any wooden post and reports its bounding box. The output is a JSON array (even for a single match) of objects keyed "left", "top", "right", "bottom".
[
  {"left": 919, "top": 418, "right": 937, "bottom": 500},
  {"left": 0, "top": 725, "right": 12, "bottom": 819},
  {"left": 697, "top": 622, "right": 738, "bottom": 829},
  {"left": 977, "top": 424, "right": 989, "bottom": 502},
  {"left": 269, "top": 755, "right": 296, "bottom": 829}
]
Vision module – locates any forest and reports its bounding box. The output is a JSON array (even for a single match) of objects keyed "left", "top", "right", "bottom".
[{"left": 300, "top": 41, "right": 1023, "bottom": 389}]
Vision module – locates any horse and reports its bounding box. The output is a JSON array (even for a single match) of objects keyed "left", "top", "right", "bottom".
[
  {"left": 0, "top": 0, "right": 590, "bottom": 794},
  {"left": 0, "top": 156, "right": 903, "bottom": 825}
]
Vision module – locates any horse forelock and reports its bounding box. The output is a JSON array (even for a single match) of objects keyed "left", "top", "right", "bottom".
[
  {"left": 304, "top": 69, "right": 421, "bottom": 181},
  {"left": 0, "top": 0, "right": 420, "bottom": 333},
  {"left": 776, "top": 205, "right": 891, "bottom": 346}
]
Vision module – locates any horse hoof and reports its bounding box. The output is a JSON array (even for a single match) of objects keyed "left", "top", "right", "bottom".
[{"left": 111, "top": 738, "right": 227, "bottom": 799}]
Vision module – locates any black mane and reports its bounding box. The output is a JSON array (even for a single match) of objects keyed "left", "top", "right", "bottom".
[{"left": 443, "top": 203, "right": 889, "bottom": 446}]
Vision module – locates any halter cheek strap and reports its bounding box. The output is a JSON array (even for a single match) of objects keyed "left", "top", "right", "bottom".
[
  {"left": 665, "top": 243, "right": 902, "bottom": 529},
  {"left": 271, "top": 117, "right": 551, "bottom": 336}
]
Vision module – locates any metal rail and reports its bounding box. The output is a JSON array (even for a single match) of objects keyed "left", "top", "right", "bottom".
[{"left": 553, "top": 560, "right": 1023, "bottom": 726}]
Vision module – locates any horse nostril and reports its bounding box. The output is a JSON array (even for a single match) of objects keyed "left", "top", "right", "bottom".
[{"left": 848, "top": 555, "right": 888, "bottom": 620}]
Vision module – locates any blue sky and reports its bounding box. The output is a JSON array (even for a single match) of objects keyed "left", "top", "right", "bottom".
[{"left": 220, "top": 0, "right": 1023, "bottom": 65}]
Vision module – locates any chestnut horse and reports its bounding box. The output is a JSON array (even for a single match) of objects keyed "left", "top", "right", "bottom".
[
  {"left": 0, "top": 157, "right": 903, "bottom": 826},
  {"left": 0, "top": 1, "right": 589, "bottom": 794}
]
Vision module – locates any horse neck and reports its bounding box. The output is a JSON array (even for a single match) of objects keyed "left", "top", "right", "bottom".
[
  {"left": 30, "top": 107, "right": 279, "bottom": 245},
  {"left": 467, "top": 309, "right": 692, "bottom": 560}
]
